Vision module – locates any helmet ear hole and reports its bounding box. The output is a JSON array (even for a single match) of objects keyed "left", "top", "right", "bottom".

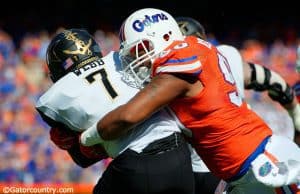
[{"left": 163, "top": 34, "right": 170, "bottom": 41}]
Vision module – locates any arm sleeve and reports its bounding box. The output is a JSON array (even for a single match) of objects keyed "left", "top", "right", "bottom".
[{"left": 245, "top": 62, "right": 294, "bottom": 105}]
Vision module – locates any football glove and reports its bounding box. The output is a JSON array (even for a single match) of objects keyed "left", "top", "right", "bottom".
[
  {"left": 50, "top": 127, "right": 79, "bottom": 150},
  {"left": 79, "top": 143, "right": 109, "bottom": 160}
]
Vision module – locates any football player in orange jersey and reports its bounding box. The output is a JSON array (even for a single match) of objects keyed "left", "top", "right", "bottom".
[
  {"left": 176, "top": 16, "right": 300, "bottom": 145},
  {"left": 176, "top": 16, "right": 300, "bottom": 193},
  {"left": 81, "top": 8, "right": 300, "bottom": 193}
]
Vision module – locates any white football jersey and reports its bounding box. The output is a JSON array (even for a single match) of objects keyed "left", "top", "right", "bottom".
[
  {"left": 217, "top": 45, "right": 245, "bottom": 99},
  {"left": 36, "top": 51, "right": 180, "bottom": 158}
]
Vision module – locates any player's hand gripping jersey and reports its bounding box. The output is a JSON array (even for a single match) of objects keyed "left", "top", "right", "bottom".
[
  {"left": 36, "top": 51, "right": 180, "bottom": 158},
  {"left": 152, "top": 36, "right": 273, "bottom": 180}
]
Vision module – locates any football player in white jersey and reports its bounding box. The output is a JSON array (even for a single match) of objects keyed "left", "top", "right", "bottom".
[
  {"left": 176, "top": 16, "right": 300, "bottom": 193},
  {"left": 176, "top": 16, "right": 300, "bottom": 140},
  {"left": 35, "top": 29, "right": 195, "bottom": 194}
]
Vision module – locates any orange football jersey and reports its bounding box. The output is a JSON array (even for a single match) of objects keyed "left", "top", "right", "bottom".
[{"left": 152, "top": 36, "right": 272, "bottom": 180}]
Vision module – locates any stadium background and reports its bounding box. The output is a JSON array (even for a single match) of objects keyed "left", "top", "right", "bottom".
[{"left": 0, "top": 0, "right": 299, "bottom": 193}]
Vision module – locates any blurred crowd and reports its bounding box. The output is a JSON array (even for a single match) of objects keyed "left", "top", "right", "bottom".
[{"left": 0, "top": 26, "right": 299, "bottom": 184}]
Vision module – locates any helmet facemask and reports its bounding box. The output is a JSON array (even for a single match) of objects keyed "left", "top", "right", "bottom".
[{"left": 120, "top": 39, "right": 155, "bottom": 89}]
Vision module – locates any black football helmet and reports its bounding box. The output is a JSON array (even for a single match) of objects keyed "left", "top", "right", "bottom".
[
  {"left": 46, "top": 28, "right": 103, "bottom": 82},
  {"left": 175, "top": 17, "right": 206, "bottom": 40}
]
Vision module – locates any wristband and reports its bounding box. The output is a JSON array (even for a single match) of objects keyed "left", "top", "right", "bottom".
[{"left": 80, "top": 122, "right": 104, "bottom": 146}]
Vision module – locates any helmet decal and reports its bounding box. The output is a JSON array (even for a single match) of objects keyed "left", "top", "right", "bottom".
[
  {"left": 46, "top": 28, "right": 102, "bottom": 82},
  {"left": 62, "top": 57, "right": 74, "bottom": 70},
  {"left": 132, "top": 13, "right": 168, "bottom": 32},
  {"left": 63, "top": 30, "right": 93, "bottom": 57}
]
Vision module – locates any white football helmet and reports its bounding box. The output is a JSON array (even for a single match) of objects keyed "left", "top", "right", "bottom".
[{"left": 119, "top": 8, "right": 184, "bottom": 88}]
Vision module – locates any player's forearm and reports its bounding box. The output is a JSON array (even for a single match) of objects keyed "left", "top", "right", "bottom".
[
  {"left": 97, "top": 76, "right": 180, "bottom": 140},
  {"left": 82, "top": 74, "right": 189, "bottom": 143},
  {"left": 244, "top": 62, "right": 300, "bottom": 130},
  {"left": 80, "top": 105, "right": 140, "bottom": 145},
  {"left": 245, "top": 62, "right": 294, "bottom": 106},
  {"left": 97, "top": 105, "right": 140, "bottom": 140}
]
